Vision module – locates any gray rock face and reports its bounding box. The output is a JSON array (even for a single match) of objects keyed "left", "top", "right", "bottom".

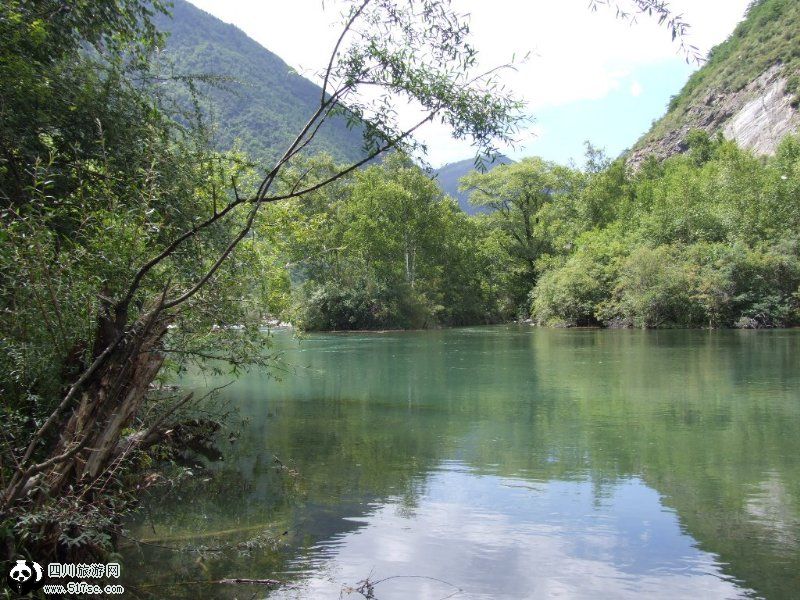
[
  {"left": 628, "top": 64, "right": 800, "bottom": 169},
  {"left": 723, "top": 68, "right": 799, "bottom": 155}
]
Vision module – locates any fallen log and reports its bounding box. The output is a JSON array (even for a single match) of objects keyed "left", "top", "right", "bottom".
[{"left": 217, "top": 578, "right": 282, "bottom": 586}]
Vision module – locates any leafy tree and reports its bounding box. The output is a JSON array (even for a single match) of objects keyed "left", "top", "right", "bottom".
[
  {"left": 284, "top": 155, "right": 500, "bottom": 329},
  {"left": 0, "top": 0, "right": 523, "bottom": 560},
  {"left": 460, "top": 158, "right": 582, "bottom": 312}
]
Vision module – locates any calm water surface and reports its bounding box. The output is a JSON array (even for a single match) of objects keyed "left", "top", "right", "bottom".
[{"left": 126, "top": 327, "right": 800, "bottom": 599}]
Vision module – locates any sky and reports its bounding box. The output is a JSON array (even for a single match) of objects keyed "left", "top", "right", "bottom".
[{"left": 186, "top": 0, "right": 751, "bottom": 168}]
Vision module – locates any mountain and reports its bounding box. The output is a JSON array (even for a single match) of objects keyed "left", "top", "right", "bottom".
[
  {"left": 628, "top": 0, "right": 800, "bottom": 168},
  {"left": 433, "top": 155, "right": 515, "bottom": 214},
  {"left": 155, "top": 0, "right": 509, "bottom": 210},
  {"left": 155, "top": 0, "right": 366, "bottom": 163}
]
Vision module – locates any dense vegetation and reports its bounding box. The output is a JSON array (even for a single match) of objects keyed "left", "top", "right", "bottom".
[
  {"left": 0, "top": 0, "right": 275, "bottom": 557},
  {"left": 252, "top": 134, "right": 798, "bottom": 331},
  {"left": 502, "top": 136, "right": 800, "bottom": 328},
  {"left": 251, "top": 154, "right": 510, "bottom": 330}
]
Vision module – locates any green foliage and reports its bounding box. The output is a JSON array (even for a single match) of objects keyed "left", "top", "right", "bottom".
[
  {"left": 599, "top": 245, "right": 699, "bottom": 328},
  {"left": 432, "top": 155, "right": 514, "bottom": 214},
  {"left": 459, "top": 157, "right": 584, "bottom": 313},
  {"left": 531, "top": 255, "right": 607, "bottom": 326},
  {"left": 0, "top": 0, "right": 275, "bottom": 519},
  {"left": 525, "top": 134, "right": 800, "bottom": 329},
  {"left": 531, "top": 227, "right": 626, "bottom": 326},
  {"left": 264, "top": 154, "right": 503, "bottom": 330},
  {"left": 690, "top": 240, "right": 800, "bottom": 328}
]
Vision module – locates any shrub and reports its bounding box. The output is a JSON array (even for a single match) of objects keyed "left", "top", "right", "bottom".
[
  {"left": 726, "top": 239, "right": 800, "bottom": 327},
  {"left": 531, "top": 255, "right": 607, "bottom": 326},
  {"left": 599, "top": 245, "right": 699, "bottom": 328},
  {"left": 295, "top": 279, "right": 431, "bottom": 331}
]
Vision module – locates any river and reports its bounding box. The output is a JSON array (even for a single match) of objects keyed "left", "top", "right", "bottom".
[{"left": 125, "top": 326, "right": 800, "bottom": 599}]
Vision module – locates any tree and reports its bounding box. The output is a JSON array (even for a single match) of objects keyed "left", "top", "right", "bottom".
[
  {"left": 460, "top": 158, "right": 580, "bottom": 311},
  {"left": 0, "top": 0, "right": 704, "bottom": 560},
  {"left": 284, "top": 154, "right": 498, "bottom": 329},
  {"left": 0, "top": 0, "right": 523, "bottom": 559}
]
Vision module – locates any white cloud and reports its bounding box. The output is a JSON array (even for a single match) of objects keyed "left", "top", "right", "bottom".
[
  {"left": 266, "top": 469, "right": 754, "bottom": 599},
  {"left": 186, "top": 0, "right": 751, "bottom": 165},
  {"left": 630, "top": 81, "right": 644, "bottom": 97}
]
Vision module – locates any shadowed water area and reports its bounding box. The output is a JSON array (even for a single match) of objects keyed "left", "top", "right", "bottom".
[{"left": 125, "top": 327, "right": 800, "bottom": 599}]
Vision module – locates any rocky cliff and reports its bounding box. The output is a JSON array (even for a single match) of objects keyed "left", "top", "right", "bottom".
[{"left": 628, "top": 0, "right": 800, "bottom": 168}]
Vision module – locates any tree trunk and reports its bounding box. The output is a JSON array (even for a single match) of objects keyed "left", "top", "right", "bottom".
[
  {"left": 1, "top": 300, "right": 173, "bottom": 517},
  {"left": 42, "top": 311, "right": 171, "bottom": 500},
  {"left": 0, "top": 301, "right": 174, "bottom": 562}
]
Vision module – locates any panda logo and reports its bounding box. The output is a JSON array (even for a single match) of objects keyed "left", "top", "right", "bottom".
[
  {"left": 6, "top": 559, "right": 44, "bottom": 595},
  {"left": 8, "top": 561, "right": 30, "bottom": 582}
]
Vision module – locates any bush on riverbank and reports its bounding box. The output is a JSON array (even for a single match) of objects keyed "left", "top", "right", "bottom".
[
  {"left": 526, "top": 135, "right": 800, "bottom": 329},
  {"left": 530, "top": 236, "right": 800, "bottom": 329}
]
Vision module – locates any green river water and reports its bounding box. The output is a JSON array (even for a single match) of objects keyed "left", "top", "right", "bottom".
[{"left": 125, "top": 326, "right": 800, "bottom": 599}]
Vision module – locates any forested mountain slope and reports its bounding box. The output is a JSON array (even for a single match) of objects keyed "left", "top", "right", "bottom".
[
  {"left": 155, "top": 0, "right": 366, "bottom": 163},
  {"left": 628, "top": 0, "right": 800, "bottom": 168}
]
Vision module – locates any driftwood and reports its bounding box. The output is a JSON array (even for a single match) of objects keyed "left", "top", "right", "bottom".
[
  {"left": 136, "top": 577, "right": 284, "bottom": 591},
  {"left": 217, "top": 578, "right": 282, "bottom": 586},
  {"left": 137, "top": 522, "right": 279, "bottom": 544}
]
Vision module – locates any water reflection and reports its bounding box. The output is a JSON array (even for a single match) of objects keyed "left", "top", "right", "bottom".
[
  {"left": 273, "top": 464, "right": 749, "bottom": 599},
  {"left": 125, "top": 327, "right": 800, "bottom": 599}
]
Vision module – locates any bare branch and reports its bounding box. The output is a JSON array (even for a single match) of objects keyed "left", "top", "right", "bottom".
[
  {"left": 162, "top": 202, "right": 260, "bottom": 309},
  {"left": 321, "top": 0, "right": 372, "bottom": 105},
  {"left": 589, "top": 0, "right": 702, "bottom": 63},
  {"left": 261, "top": 111, "right": 438, "bottom": 203},
  {"left": 119, "top": 196, "right": 244, "bottom": 313}
]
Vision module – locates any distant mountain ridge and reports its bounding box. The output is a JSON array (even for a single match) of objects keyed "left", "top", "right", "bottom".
[
  {"left": 157, "top": 2, "right": 515, "bottom": 211},
  {"left": 433, "top": 155, "right": 515, "bottom": 214},
  {"left": 156, "top": 0, "right": 366, "bottom": 164},
  {"left": 628, "top": 0, "right": 800, "bottom": 167}
]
